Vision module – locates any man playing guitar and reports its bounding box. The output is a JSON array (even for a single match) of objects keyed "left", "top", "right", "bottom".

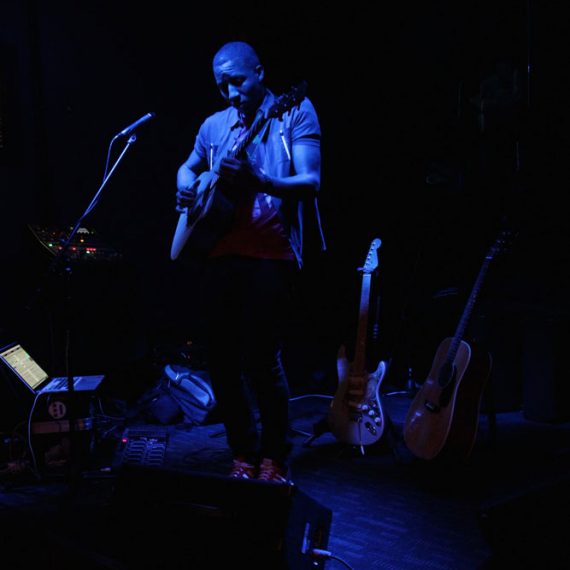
[{"left": 174, "top": 41, "right": 326, "bottom": 483}]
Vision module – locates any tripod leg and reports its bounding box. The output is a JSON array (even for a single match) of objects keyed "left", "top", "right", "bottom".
[
  {"left": 301, "top": 416, "right": 331, "bottom": 447},
  {"left": 382, "top": 410, "right": 417, "bottom": 464}
]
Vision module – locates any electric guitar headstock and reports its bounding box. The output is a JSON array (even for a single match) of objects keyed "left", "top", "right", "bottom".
[{"left": 358, "top": 238, "right": 382, "bottom": 275}]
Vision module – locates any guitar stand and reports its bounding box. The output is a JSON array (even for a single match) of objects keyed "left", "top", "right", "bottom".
[
  {"left": 384, "top": 367, "right": 419, "bottom": 398},
  {"left": 293, "top": 416, "right": 331, "bottom": 447},
  {"left": 295, "top": 411, "right": 404, "bottom": 462},
  {"left": 482, "top": 373, "right": 498, "bottom": 451},
  {"left": 381, "top": 410, "right": 416, "bottom": 464}
]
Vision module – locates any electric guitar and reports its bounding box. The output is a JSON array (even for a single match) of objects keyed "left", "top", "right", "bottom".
[
  {"left": 329, "top": 238, "right": 388, "bottom": 447},
  {"left": 403, "top": 231, "right": 512, "bottom": 461},
  {"left": 170, "top": 82, "right": 308, "bottom": 260}
]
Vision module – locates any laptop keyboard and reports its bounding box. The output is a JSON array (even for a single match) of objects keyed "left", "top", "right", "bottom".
[
  {"left": 41, "top": 374, "right": 103, "bottom": 393},
  {"left": 48, "top": 377, "right": 76, "bottom": 390}
]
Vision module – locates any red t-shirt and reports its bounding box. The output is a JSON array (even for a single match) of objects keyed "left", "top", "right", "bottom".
[{"left": 209, "top": 192, "right": 295, "bottom": 261}]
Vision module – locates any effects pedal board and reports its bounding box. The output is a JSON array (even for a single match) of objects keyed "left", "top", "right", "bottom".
[{"left": 116, "top": 426, "right": 169, "bottom": 468}]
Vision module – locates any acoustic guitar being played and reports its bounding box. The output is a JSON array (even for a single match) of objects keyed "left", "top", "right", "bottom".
[{"left": 170, "top": 82, "right": 307, "bottom": 260}]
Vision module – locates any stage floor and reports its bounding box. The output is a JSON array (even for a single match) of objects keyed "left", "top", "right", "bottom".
[{"left": 1, "top": 381, "right": 569, "bottom": 569}]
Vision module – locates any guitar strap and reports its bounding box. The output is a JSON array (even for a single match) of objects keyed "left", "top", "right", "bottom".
[
  {"left": 245, "top": 118, "right": 272, "bottom": 166},
  {"left": 246, "top": 121, "right": 275, "bottom": 216}
]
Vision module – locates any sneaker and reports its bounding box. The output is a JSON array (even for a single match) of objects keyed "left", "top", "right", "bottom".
[
  {"left": 229, "top": 457, "right": 256, "bottom": 479},
  {"left": 257, "top": 458, "right": 291, "bottom": 484}
]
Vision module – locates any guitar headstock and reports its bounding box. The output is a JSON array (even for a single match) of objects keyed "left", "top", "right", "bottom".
[
  {"left": 486, "top": 229, "right": 516, "bottom": 260},
  {"left": 266, "top": 81, "right": 308, "bottom": 120},
  {"left": 359, "top": 238, "right": 382, "bottom": 274}
]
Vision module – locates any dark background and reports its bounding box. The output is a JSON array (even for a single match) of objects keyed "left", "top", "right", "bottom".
[{"left": 1, "top": 1, "right": 568, "bottom": 408}]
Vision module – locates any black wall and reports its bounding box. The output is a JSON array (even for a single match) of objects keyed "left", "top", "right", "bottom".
[{"left": 1, "top": 2, "right": 567, "bottom": 398}]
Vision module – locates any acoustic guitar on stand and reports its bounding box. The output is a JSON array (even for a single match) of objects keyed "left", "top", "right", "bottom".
[
  {"left": 170, "top": 82, "right": 308, "bottom": 260},
  {"left": 403, "top": 231, "right": 512, "bottom": 461},
  {"left": 329, "top": 238, "right": 388, "bottom": 449}
]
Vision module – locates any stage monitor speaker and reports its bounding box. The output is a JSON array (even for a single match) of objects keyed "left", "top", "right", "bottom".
[
  {"left": 110, "top": 464, "right": 333, "bottom": 570},
  {"left": 478, "top": 473, "right": 570, "bottom": 567}
]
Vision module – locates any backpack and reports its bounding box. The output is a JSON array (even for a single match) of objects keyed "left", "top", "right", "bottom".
[{"left": 135, "top": 364, "right": 216, "bottom": 426}]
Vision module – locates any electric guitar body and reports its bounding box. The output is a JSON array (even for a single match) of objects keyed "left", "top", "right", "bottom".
[{"left": 330, "top": 346, "right": 387, "bottom": 447}]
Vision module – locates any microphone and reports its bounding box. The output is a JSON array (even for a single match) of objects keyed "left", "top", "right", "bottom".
[{"left": 116, "top": 112, "right": 156, "bottom": 137}]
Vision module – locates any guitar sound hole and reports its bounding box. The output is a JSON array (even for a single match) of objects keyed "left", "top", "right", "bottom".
[{"left": 438, "top": 362, "right": 455, "bottom": 387}]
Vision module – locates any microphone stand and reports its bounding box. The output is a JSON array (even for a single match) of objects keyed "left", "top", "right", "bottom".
[{"left": 28, "top": 133, "right": 139, "bottom": 486}]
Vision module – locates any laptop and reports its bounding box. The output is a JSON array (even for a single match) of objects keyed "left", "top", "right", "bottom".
[{"left": 0, "top": 342, "right": 104, "bottom": 394}]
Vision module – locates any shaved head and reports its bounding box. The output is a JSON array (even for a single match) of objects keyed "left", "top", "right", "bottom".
[
  {"left": 213, "top": 41, "right": 261, "bottom": 69},
  {"left": 211, "top": 41, "right": 266, "bottom": 120}
]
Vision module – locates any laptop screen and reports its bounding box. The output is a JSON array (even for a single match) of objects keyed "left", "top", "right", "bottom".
[{"left": 0, "top": 343, "right": 49, "bottom": 390}]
